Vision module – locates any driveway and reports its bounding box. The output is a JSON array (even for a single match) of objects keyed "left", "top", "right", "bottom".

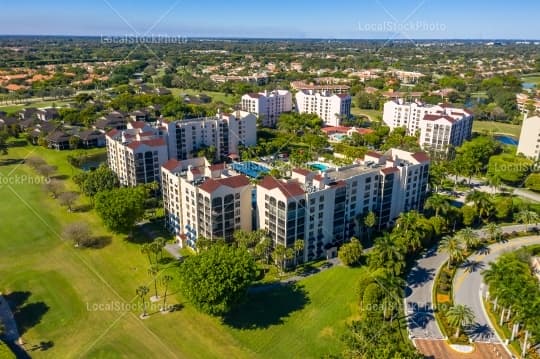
[
  {"left": 404, "top": 224, "right": 530, "bottom": 341},
  {"left": 453, "top": 235, "right": 540, "bottom": 342}
]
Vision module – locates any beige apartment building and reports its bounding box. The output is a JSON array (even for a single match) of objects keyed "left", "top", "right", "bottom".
[
  {"left": 295, "top": 90, "right": 352, "bottom": 127},
  {"left": 517, "top": 115, "right": 540, "bottom": 159},
  {"left": 240, "top": 90, "right": 293, "bottom": 127}
]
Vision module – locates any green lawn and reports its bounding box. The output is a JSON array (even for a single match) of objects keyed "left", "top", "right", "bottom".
[
  {"left": 521, "top": 74, "right": 540, "bottom": 86},
  {"left": 351, "top": 107, "right": 382, "bottom": 122},
  {"left": 472, "top": 121, "right": 521, "bottom": 137},
  {"left": 168, "top": 88, "right": 237, "bottom": 106},
  {"left": 0, "top": 100, "right": 73, "bottom": 114},
  {"left": 0, "top": 145, "right": 361, "bottom": 358}
]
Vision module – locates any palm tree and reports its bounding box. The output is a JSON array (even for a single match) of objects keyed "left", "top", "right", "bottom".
[
  {"left": 396, "top": 211, "right": 420, "bottom": 235},
  {"left": 140, "top": 243, "right": 153, "bottom": 265},
  {"left": 161, "top": 275, "right": 173, "bottom": 311},
  {"left": 364, "top": 211, "right": 377, "bottom": 240},
  {"left": 485, "top": 222, "right": 503, "bottom": 242},
  {"left": 466, "top": 190, "right": 493, "bottom": 223},
  {"left": 273, "top": 244, "right": 287, "bottom": 274},
  {"left": 446, "top": 304, "right": 475, "bottom": 338},
  {"left": 148, "top": 265, "right": 160, "bottom": 300},
  {"left": 136, "top": 285, "right": 150, "bottom": 317},
  {"left": 293, "top": 239, "right": 304, "bottom": 266},
  {"left": 515, "top": 210, "right": 539, "bottom": 231},
  {"left": 424, "top": 193, "right": 451, "bottom": 218},
  {"left": 154, "top": 237, "right": 167, "bottom": 262},
  {"left": 440, "top": 235, "right": 465, "bottom": 268},
  {"left": 370, "top": 233, "right": 406, "bottom": 276},
  {"left": 487, "top": 173, "right": 502, "bottom": 193},
  {"left": 457, "top": 227, "right": 481, "bottom": 250}
]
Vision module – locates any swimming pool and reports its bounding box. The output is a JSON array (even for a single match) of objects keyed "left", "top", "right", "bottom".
[
  {"left": 494, "top": 135, "right": 518, "bottom": 146},
  {"left": 309, "top": 162, "right": 330, "bottom": 171},
  {"left": 230, "top": 161, "right": 270, "bottom": 178}
]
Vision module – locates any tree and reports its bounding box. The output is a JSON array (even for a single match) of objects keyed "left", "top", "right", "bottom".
[
  {"left": 424, "top": 193, "right": 451, "bottom": 218},
  {"left": 136, "top": 285, "right": 150, "bottom": 317},
  {"left": 0, "top": 132, "right": 8, "bottom": 155},
  {"left": 141, "top": 243, "right": 153, "bottom": 265},
  {"left": 62, "top": 222, "right": 92, "bottom": 247},
  {"left": 153, "top": 237, "right": 167, "bottom": 262},
  {"left": 293, "top": 239, "right": 304, "bottom": 266},
  {"left": 94, "top": 187, "right": 146, "bottom": 234},
  {"left": 58, "top": 191, "right": 78, "bottom": 212},
  {"left": 515, "top": 210, "right": 539, "bottom": 231},
  {"left": 273, "top": 244, "right": 287, "bottom": 274},
  {"left": 369, "top": 233, "right": 406, "bottom": 275},
  {"left": 525, "top": 173, "right": 540, "bottom": 192},
  {"left": 37, "top": 164, "right": 57, "bottom": 179},
  {"left": 178, "top": 245, "right": 256, "bottom": 315},
  {"left": 43, "top": 179, "right": 64, "bottom": 198},
  {"left": 466, "top": 190, "right": 493, "bottom": 223},
  {"left": 457, "top": 227, "right": 481, "bottom": 250},
  {"left": 254, "top": 237, "right": 272, "bottom": 264},
  {"left": 440, "top": 235, "right": 465, "bottom": 268},
  {"left": 488, "top": 154, "right": 532, "bottom": 185},
  {"left": 161, "top": 274, "right": 173, "bottom": 311},
  {"left": 148, "top": 265, "right": 160, "bottom": 300},
  {"left": 485, "top": 223, "right": 502, "bottom": 242},
  {"left": 461, "top": 205, "right": 477, "bottom": 227},
  {"left": 446, "top": 304, "right": 475, "bottom": 338},
  {"left": 338, "top": 238, "right": 363, "bottom": 266},
  {"left": 364, "top": 211, "right": 377, "bottom": 240},
  {"left": 74, "top": 165, "right": 119, "bottom": 197}
]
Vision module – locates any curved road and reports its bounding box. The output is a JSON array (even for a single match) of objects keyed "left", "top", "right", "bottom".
[
  {"left": 404, "top": 224, "right": 531, "bottom": 341},
  {"left": 453, "top": 235, "right": 540, "bottom": 343}
]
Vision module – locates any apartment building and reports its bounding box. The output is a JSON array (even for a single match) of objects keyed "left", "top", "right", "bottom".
[
  {"left": 383, "top": 99, "right": 473, "bottom": 151},
  {"left": 517, "top": 115, "right": 540, "bottom": 159},
  {"left": 161, "top": 158, "right": 252, "bottom": 248},
  {"left": 291, "top": 80, "right": 350, "bottom": 94},
  {"left": 160, "top": 110, "right": 257, "bottom": 161},
  {"left": 240, "top": 90, "right": 293, "bottom": 127},
  {"left": 106, "top": 111, "right": 257, "bottom": 185},
  {"left": 295, "top": 90, "right": 352, "bottom": 127},
  {"left": 516, "top": 93, "right": 540, "bottom": 115},
  {"left": 256, "top": 149, "right": 430, "bottom": 261},
  {"left": 106, "top": 121, "right": 168, "bottom": 186}
]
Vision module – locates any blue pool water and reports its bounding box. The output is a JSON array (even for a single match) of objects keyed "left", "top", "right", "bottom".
[
  {"left": 310, "top": 163, "right": 330, "bottom": 171},
  {"left": 230, "top": 161, "right": 270, "bottom": 178},
  {"left": 494, "top": 135, "right": 518, "bottom": 146}
]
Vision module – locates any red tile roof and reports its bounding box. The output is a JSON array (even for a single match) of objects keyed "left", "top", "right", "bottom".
[
  {"left": 381, "top": 167, "right": 400, "bottom": 175},
  {"left": 293, "top": 168, "right": 312, "bottom": 176},
  {"left": 208, "top": 163, "right": 226, "bottom": 171},
  {"left": 130, "top": 121, "right": 147, "bottom": 129},
  {"left": 198, "top": 175, "right": 250, "bottom": 194},
  {"left": 162, "top": 159, "right": 181, "bottom": 171},
  {"left": 258, "top": 176, "right": 305, "bottom": 198},
  {"left": 107, "top": 129, "right": 119, "bottom": 137},
  {"left": 127, "top": 138, "right": 166, "bottom": 150},
  {"left": 412, "top": 152, "right": 430, "bottom": 163},
  {"left": 198, "top": 178, "right": 221, "bottom": 193},
  {"left": 423, "top": 114, "right": 456, "bottom": 123},
  {"left": 365, "top": 151, "right": 383, "bottom": 158}
]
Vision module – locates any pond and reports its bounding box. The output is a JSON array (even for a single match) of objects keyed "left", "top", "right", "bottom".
[
  {"left": 79, "top": 153, "right": 107, "bottom": 171},
  {"left": 494, "top": 135, "right": 518, "bottom": 146}
]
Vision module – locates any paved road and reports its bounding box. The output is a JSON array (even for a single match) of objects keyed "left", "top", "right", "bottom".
[
  {"left": 453, "top": 235, "right": 540, "bottom": 343},
  {"left": 404, "top": 224, "right": 530, "bottom": 341},
  {"left": 0, "top": 294, "right": 20, "bottom": 342},
  {"left": 405, "top": 246, "right": 447, "bottom": 340}
]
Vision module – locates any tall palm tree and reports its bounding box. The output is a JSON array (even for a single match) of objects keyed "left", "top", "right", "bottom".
[
  {"left": 140, "top": 243, "right": 153, "bottom": 265},
  {"left": 136, "top": 285, "right": 150, "bottom": 317},
  {"left": 457, "top": 227, "right": 481, "bottom": 250},
  {"left": 148, "top": 265, "right": 160, "bottom": 300},
  {"left": 515, "top": 210, "right": 539, "bottom": 231},
  {"left": 154, "top": 237, "right": 167, "bottom": 262},
  {"left": 293, "top": 239, "right": 304, "bottom": 267},
  {"left": 396, "top": 211, "right": 420, "bottom": 235},
  {"left": 273, "top": 244, "right": 287, "bottom": 274},
  {"left": 424, "top": 193, "right": 451, "bottom": 218},
  {"left": 161, "top": 275, "right": 173, "bottom": 311},
  {"left": 371, "top": 233, "right": 406, "bottom": 276},
  {"left": 446, "top": 304, "right": 475, "bottom": 338},
  {"left": 466, "top": 191, "right": 493, "bottom": 223},
  {"left": 440, "top": 235, "right": 465, "bottom": 268},
  {"left": 364, "top": 211, "right": 377, "bottom": 240}
]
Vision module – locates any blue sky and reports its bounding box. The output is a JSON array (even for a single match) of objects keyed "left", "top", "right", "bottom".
[{"left": 1, "top": 0, "right": 539, "bottom": 39}]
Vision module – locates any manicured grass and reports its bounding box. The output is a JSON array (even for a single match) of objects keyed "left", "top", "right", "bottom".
[
  {"left": 472, "top": 121, "right": 521, "bottom": 137},
  {"left": 351, "top": 107, "right": 382, "bottom": 122},
  {"left": 226, "top": 266, "right": 362, "bottom": 358},
  {"left": 521, "top": 75, "right": 540, "bottom": 86},
  {"left": 0, "top": 145, "right": 360, "bottom": 358},
  {"left": 0, "top": 100, "right": 73, "bottom": 114},
  {"left": 168, "top": 88, "right": 237, "bottom": 105}
]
